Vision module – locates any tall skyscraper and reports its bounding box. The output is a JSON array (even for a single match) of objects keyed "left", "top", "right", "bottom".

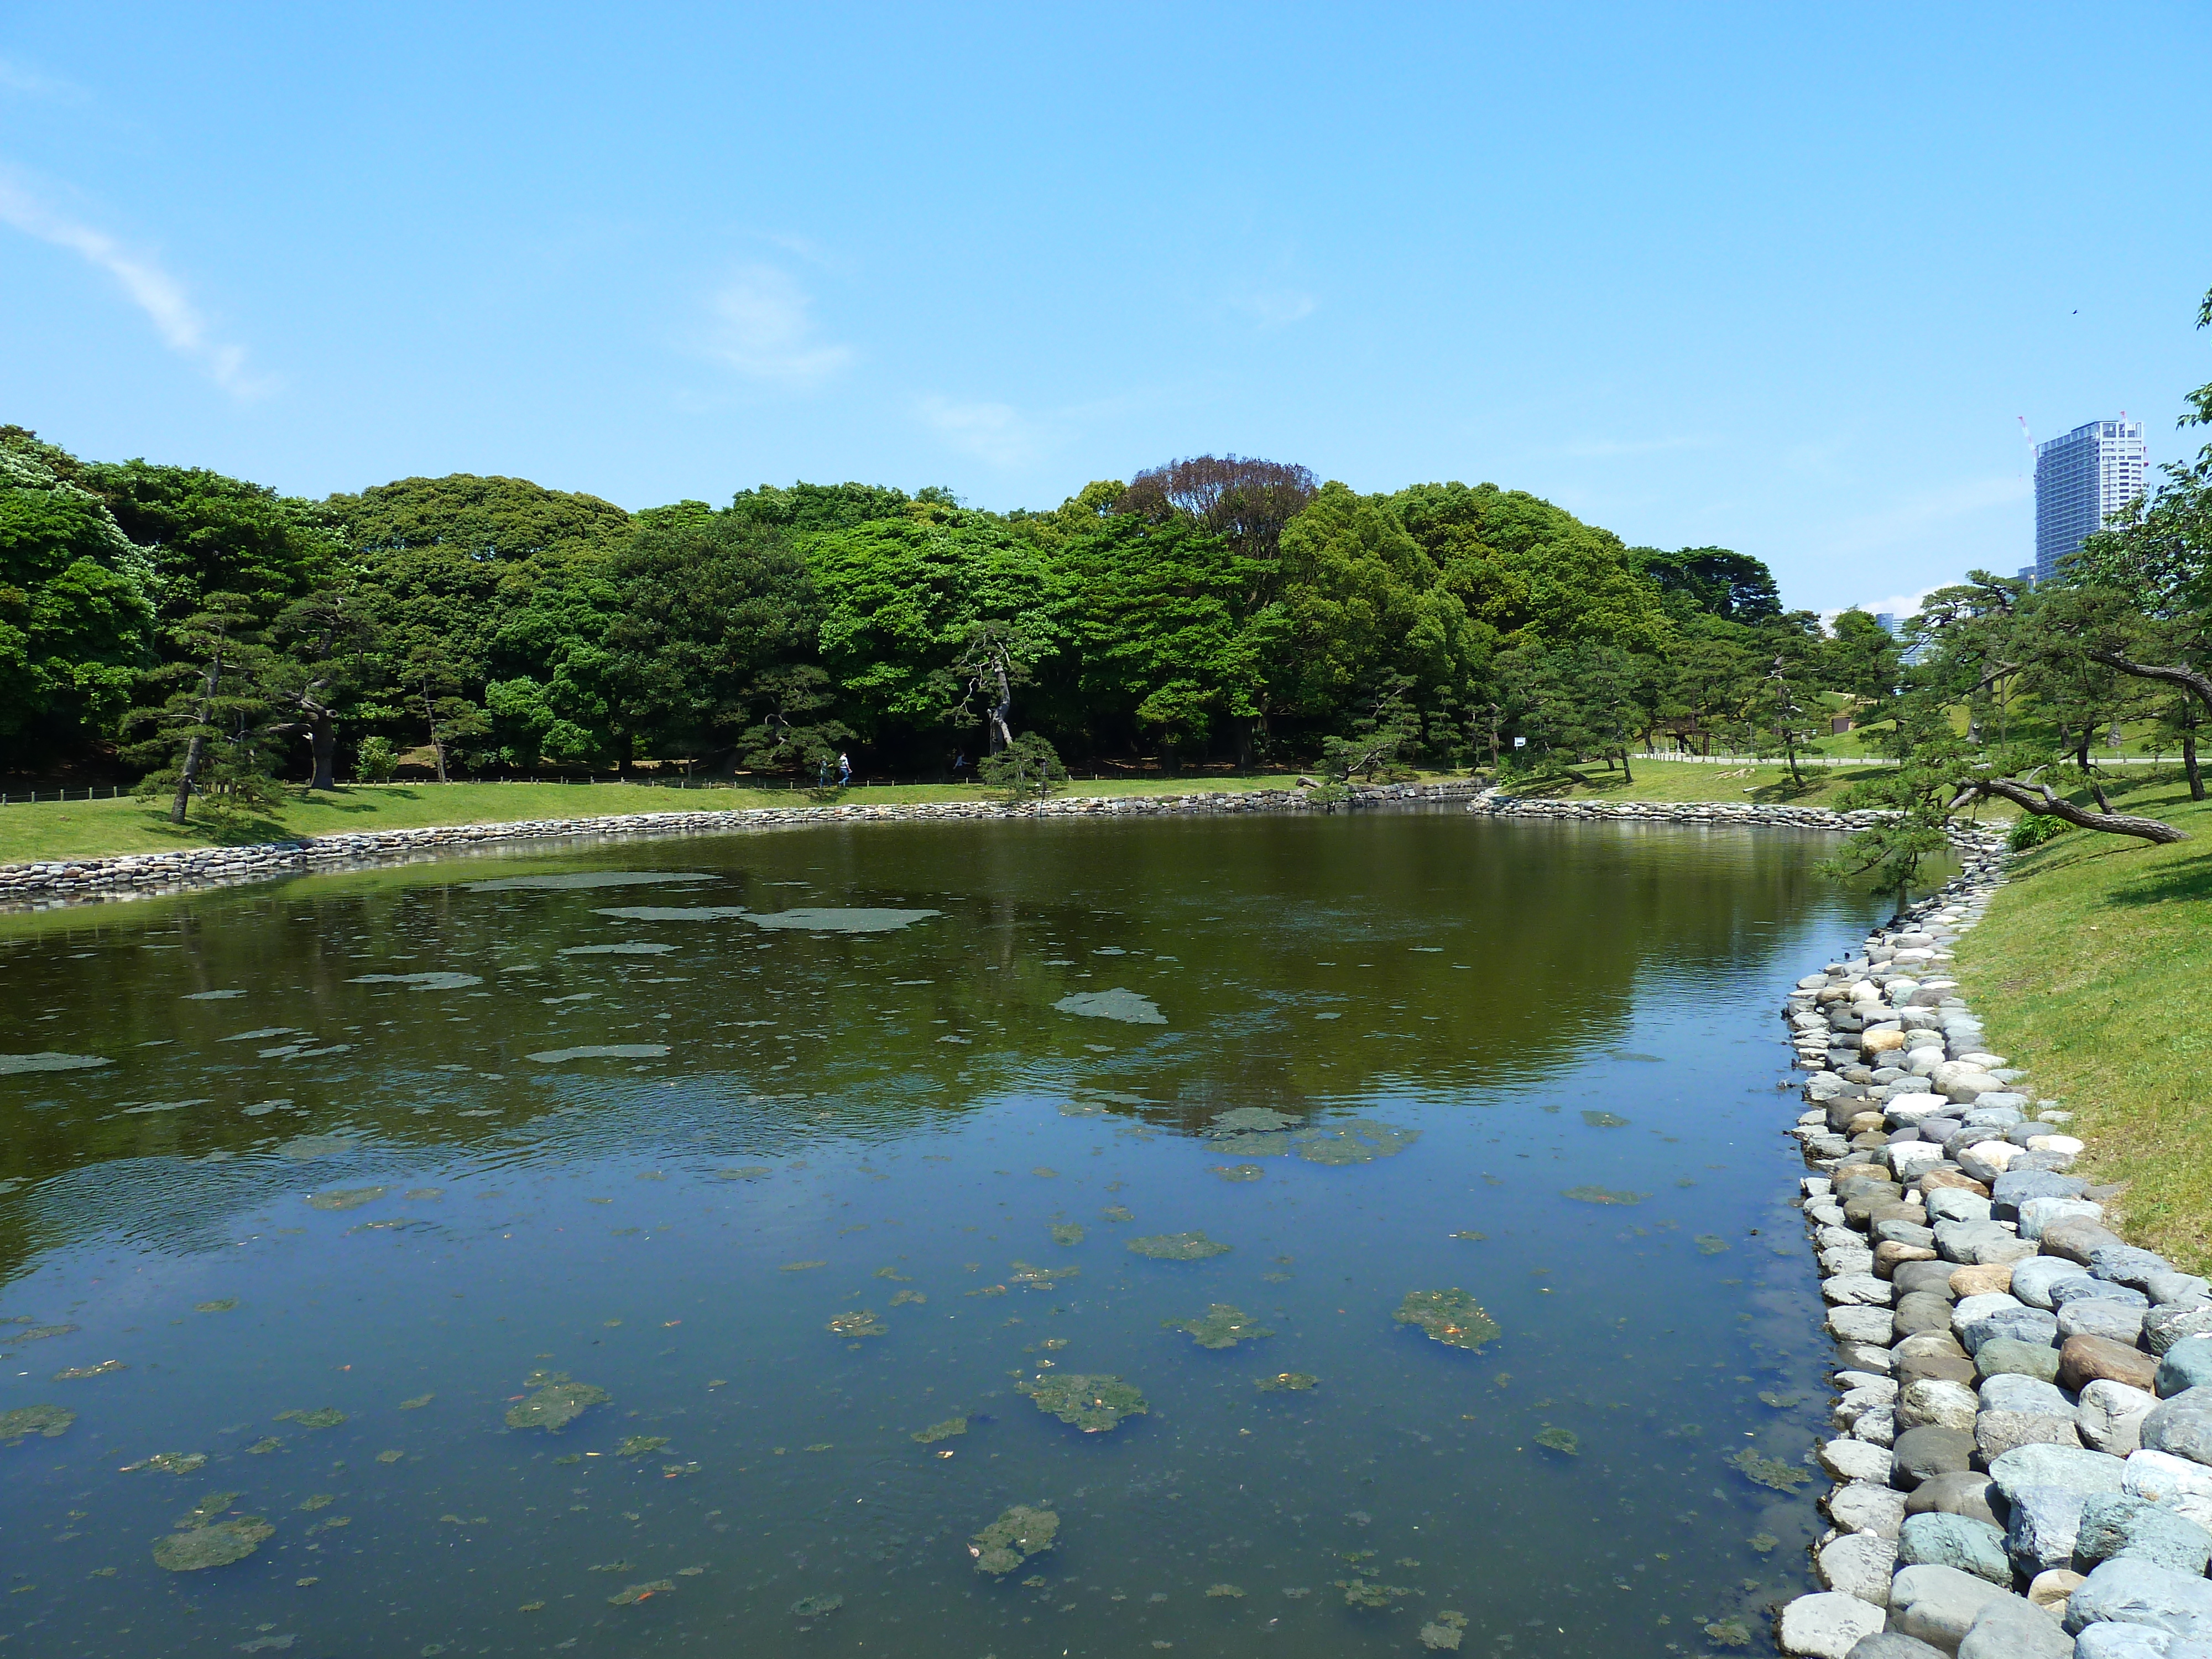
[{"left": 2036, "top": 418, "right": 2147, "bottom": 582}]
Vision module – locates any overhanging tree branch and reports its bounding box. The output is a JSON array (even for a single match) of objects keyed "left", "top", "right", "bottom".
[{"left": 1945, "top": 776, "right": 2189, "bottom": 844}]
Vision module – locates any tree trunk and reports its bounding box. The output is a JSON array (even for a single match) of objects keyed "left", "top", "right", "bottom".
[
  {"left": 2187, "top": 731, "right": 2205, "bottom": 802},
  {"left": 309, "top": 714, "right": 337, "bottom": 790},
  {"left": 424, "top": 683, "right": 448, "bottom": 784},
  {"left": 2089, "top": 776, "right": 2114, "bottom": 813},
  {"left": 988, "top": 659, "right": 1014, "bottom": 754},
  {"left": 170, "top": 733, "right": 204, "bottom": 824},
  {"left": 1618, "top": 747, "right": 1634, "bottom": 784},
  {"left": 1949, "top": 778, "right": 2189, "bottom": 844}
]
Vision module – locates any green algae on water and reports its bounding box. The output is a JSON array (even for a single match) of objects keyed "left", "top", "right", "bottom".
[
  {"left": 971, "top": 1505, "right": 1058, "bottom": 1574},
  {"left": 306, "top": 1187, "right": 387, "bottom": 1212},
  {"left": 1101, "top": 1205, "right": 1134, "bottom": 1223},
  {"left": 1017, "top": 1373, "right": 1147, "bottom": 1432},
  {"left": 1562, "top": 1186, "right": 1647, "bottom": 1206},
  {"left": 1694, "top": 1235, "right": 1730, "bottom": 1255},
  {"left": 0, "top": 1052, "right": 109, "bottom": 1074},
  {"left": 298, "top": 1494, "right": 333, "bottom": 1511},
  {"left": 616, "top": 1436, "right": 669, "bottom": 1457},
  {"left": 1049, "top": 1223, "right": 1085, "bottom": 1246},
  {"left": 828, "top": 1310, "right": 887, "bottom": 1338},
  {"left": 1211, "top": 1164, "right": 1265, "bottom": 1182},
  {"left": 526, "top": 1044, "right": 670, "bottom": 1062},
  {"left": 789, "top": 1592, "right": 845, "bottom": 1616},
  {"left": 1579, "top": 1111, "right": 1631, "bottom": 1128},
  {"left": 1256, "top": 1373, "right": 1317, "bottom": 1393},
  {"left": 0, "top": 1405, "right": 74, "bottom": 1444},
  {"left": 912, "top": 1417, "right": 968, "bottom": 1444},
  {"left": 608, "top": 1579, "right": 675, "bottom": 1606},
  {"left": 712, "top": 1166, "right": 771, "bottom": 1181},
  {"left": 1205, "top": 1107, "right": 1300, "bottom": 1136},
  {"left": 1339, "top": 1579, "right": 1411, "bottom": 1609},
  {"left": 274, "top": 1407, "right": 346, "bottom": 1429},
  {"left": 1729, "top": 1448, "right": 1813, "bottom": 1493},
  {"left": 1394, "top": 1289, "right": 1500, "bottom": 1352},
  {"left": 1705, "top": 1617, "right": 1752, "bottom": 1647},
  {"left": 1206, "top": 1583, "right": 1245, "bottom": 1598},
  {"left": 745, "top": 907, "right": 941, "bottom": 933},
  {"left": 194, "top": 1300, "right": 237, "bottom": 1313},
  {"left": 1128, "top": 1232, "right": 1230, "bottom": 1261},
  {"left": 889, "top": 1289, "right": 925, "bottom": 1306},
  {"left": 1164, "top": 1303, "right": 1274, "bottom": 1349},
  {"left": 153, "top": 1516, "right": 273, "bottom": 1571},
  {"left": 123, "top": 1452, "right": 207, "bottom": 1474},
  {"left": 398, "top": 1394, "right": 434, "bottom": 1410},
  {"left": 1052, "top": 988, "right": 1166, "bottom": 1025},
  {"left": 505, "top": 1376, "right": 610, "bottom": 1432},
  {"left": 1534, "top": 1427, "right": 1580, "bottom": 1456},
  {"left": 244, "top": 1438, "right": 282, "bottom": 1454},
  {"left": 347, "top": 972, "right": 484, "bottom": 991}
]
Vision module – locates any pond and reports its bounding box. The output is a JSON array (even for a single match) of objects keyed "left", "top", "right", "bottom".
[{"left": 0, "top": 808, "right": 1896, "bottom": 1657}]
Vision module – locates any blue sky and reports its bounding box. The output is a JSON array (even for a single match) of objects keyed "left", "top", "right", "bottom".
[{"left": 3, "top": 4, "right": 2208, "bottom": 616}]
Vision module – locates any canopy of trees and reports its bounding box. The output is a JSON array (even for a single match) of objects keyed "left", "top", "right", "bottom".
[{"left": 3, "top": 432, "right": 1861, "bottom": 790}]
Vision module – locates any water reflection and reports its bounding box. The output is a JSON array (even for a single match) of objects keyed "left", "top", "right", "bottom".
[{"left": 1, "top": 810, "right": 1896, "bottom": 1657}]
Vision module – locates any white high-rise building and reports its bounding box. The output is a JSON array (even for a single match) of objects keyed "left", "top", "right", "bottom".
[{"left": 2036, "top": 418, "right": 2147, "bottom": 582}]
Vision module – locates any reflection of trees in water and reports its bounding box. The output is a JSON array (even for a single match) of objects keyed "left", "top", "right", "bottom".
[{"left": 0, "top": 810, "right": 1882, "bottom": 1282}]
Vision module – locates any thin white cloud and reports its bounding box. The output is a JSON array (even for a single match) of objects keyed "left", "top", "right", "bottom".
[
  {"left": 702, "top": 264, "right": 854, "bottom": 388},
  {"left": 1230, "top": 288, "right": 1317, "bottom": 327},
  {"left": 0, "top": 55, "right": 85, "bottom": 102},
  {"left": 918, "top": 396, "right": 1043, "bottom": 468},
  {"left": 1822, "top": 588, "right": 1942, "bottom": 628},
  {"left": 0, "top": 171, "right": 270, "bottom": 395}
]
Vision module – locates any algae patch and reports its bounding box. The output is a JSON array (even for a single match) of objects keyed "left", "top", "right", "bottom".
[
  {"left": 744, "top": 909, "right": 942, "bottom": 933},
  {"left": 1394, "top": 1289, "right": 1500, "bottom": 1352},
  {"left": 1256, "top": 1373, "right": 1318, "bottom": 1393},
  {"left": 789, "top": 1593, "right": 844, "bottom": 1616},
  {"left": 1164, "top": 1304, "right": 1274, "bottom": 1349},
  {"left": 305, "top": 1187, "right": 387, "bottom": 1212},
  {"left": 1562, "top": 1186, "right": 1647, "bottom": 1206},
  {"left": 1128, "top": 1232, "right": 1230, "bottom": 1261},
  {"left": 1048, "top": 1223, "right": 1085, "bottom": 1246},
  {"left": 274, "top": 1407, "right": 346, "bottom": 1430},
  {"left": 1052, "top": 988, "right": 1166, "bottom": 1025},
  {"left": 526, "top": 1045, "right": 670, "bottom": 1063},
  {"left": 153, "top": 1510, "right": 274, "bottom": 1572},
  {"left": 1729, "top": 1448, "right": 1814, "bottom": 1492},
  {"left": 1017, "top": 1373, "right": 1147, "bottom": 1433},
  {"left": 505, "top": 1374, "right": 610, "bottom": 1432},
  {"left": 1534, "top": 1427, "right": 1580, "bottom": 1456},
  {"left": 971, "top": 1505, "right": 1058, "bottom": 1574},
  {"left": 912, "top": 1417, "right": 968, "bottom": 1445},
  {"left": 347, "top": 972, "right": 483, "bottom": 991},
  {"left": 0, "top": 1405, "right": 74, "bottom": 1444}
]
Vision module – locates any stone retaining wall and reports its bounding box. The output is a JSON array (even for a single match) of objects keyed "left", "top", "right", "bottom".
[
  {"left": 1470, "top": 794, "right": 1882, "bottom": 832},
  {"left": 1773, "top": 831, "right": 2212, "bottom": 1656},
  {"left": 0, "top": 779, "right": 1492, "bottom": 910}
]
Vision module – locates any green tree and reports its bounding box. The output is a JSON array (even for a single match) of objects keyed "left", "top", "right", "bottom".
[
  {"left": 1635, "top": 546, "right": 1782, "bottom": 622},
  {"left": 264, "top": 588, "right": 379, "bottom": 790},
  {"left": 85, "top": 457, "right": 340, "bottom": 619},
  {"left": 121, "top": 593, "right": 278, "bottom": 823},
  {"left": 0, "top": 434, "right": 159, "bottom": 755},
  {"left": 977, "top": 731, "right": 1068, "bottom": 800}
]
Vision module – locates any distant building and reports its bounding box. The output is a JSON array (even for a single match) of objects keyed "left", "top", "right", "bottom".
[
  {"left": 1876, "top": 612, "right": 1931, "bottom": 667},
  {"left": 2036, "top": 418, "right": 2147, "bottom": 582},
  {"left": 2016, "top": 566, "right": 2037, "bottom": 589}
]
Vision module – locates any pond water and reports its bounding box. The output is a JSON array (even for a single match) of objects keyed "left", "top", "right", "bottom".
[{"left": 0, "top": 809, "right": 1900, "bottom": 1658}]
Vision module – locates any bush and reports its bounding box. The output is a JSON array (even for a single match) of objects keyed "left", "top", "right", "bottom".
[
  {"left": 355, "top": 736, "right": 399, "bottom": 783},
  {"left": 2007, "top": 812, "right": 2069, "bottom": 851}
]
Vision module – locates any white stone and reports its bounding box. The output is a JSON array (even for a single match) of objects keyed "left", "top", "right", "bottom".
[
  {"left": 1819, "top": 1437, "right": 1893, "bottom": 1483},
  {"left": 1817, "top": 1528, "right": 1897, "bottom": 1599},
  {"left": 1890, "top": 1142, "right": 1945, "bottom": 1181},
  {"left": 1828, "top": 1304, "right": 1896, "bottom": 1344},
  {"left": 2080, "top": 1380, "right": 2158, "bottom": 1457},
  {"left": 2028, "top": 1134, "right": 2085, "bottom": 1156},
  {"left": 2125, "top": 1449, "right": 2212, "bottom": 1532},
  {"left": 1823, "top": 1273, "right": 1894, "bottom": 1307},
  {"left": 1778, "top": 1590, "right": 1885, "bottom": 1657},
  {"left": 1825, "top": 1480, "right": 1906, "bottom": 1538}
]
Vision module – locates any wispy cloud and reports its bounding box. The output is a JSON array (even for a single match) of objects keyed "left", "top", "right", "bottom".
[
  {"left": 0, "top": 171, "right": 270, "bottom": 395},
  {"left": 1229, "top": 287, "right": 1317, "bottom": 327},
  {"left": 702, "top": 264, "right": 854, "bottom": 388},
  {"left": 0, "top": 55, "right": 85, "bottom": 102},
  {"left": 1823, "top": 587, "right": 1941, "bottom": 625},
  {"left": 1811, "top": 474, "right": 2029, "bottom": 562},
  {"left": 917, "top": 396, "right": 1044, "bottom": 468}
]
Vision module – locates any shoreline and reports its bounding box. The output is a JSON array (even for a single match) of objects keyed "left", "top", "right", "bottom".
[
  {"left": 0, "top": 780, "right": 1902, "bottom": 912},
  {"left": 1773, "top": 830, "right": 2212, "bottom": 1656}
]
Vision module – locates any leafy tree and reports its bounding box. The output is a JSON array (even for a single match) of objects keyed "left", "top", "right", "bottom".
[
  {"left": 1635, "top": 546, "right": 1782, "bottom": 622},
  {"left": 726, "top": 481, "right": 917, "bottom": 535},
  {"left": 84, "top": 457, "right": 340, "bottom": 619},
  {"left": 737, "top": 665, "right": 853, "bottom": 776},
  {"left": 977, "top": 731, "right": 1068, "bottom": 800},
  {"left": 1826, "top": 608, "right": 1903, "bottom": 704},
  {"left": 264, "top": 588, "right": 379, "bottom": 789},
  {"left": 0, "top": 434, "right": 159, "bottom": 755},
  {"left": 1734, "top": 618, "right": 1829, "bottom": 785},
  {"left": 121, "top": 593, "right": 278, "bottom": 823}
]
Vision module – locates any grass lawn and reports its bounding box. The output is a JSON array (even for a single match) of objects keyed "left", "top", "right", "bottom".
[
  {"left": 0, "top": 773, "right": 1340, "bottom": 866},
  {"left": 1497, "top": 756, "right": 1905, "bottom": 809},
  {"left": 1953, "top": 775, "right": 2212, "bottom": 1272}
]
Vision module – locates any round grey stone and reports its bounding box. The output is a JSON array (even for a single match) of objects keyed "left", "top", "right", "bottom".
[
  {"left": 1818, "top": 1530, "right": 1898, "bottom": 1601},
  {"left": 1976, "top": 1410, "right": 2083, "bottom": 1462},
  {"left": 2052, "top": 1276, "right": 2151, "bottom": 1311},
  {"left": 2063, "top": 1556, "right": 2212, "bottom": 1638},
  {"left": 2007, "top": 1482, "right": 2096, "bottom": 1574},
  {"left": 1977, "top": 1337, "right": 2063, "bottom": 1384},
  {"left": 2064, "top": 1298, "right": 2151, "bottom": 1345},
  {"left": 1957, "top": 1592, "right": 2073, "bottom": 1659},
  {"left": 1893, "top": 1425, "right": 1978, "bottom": 1485},
  {"left": 2013, "top": 1255, "right": 2095, "bottom": 1310},
  {"left": 1893, "top": 1259, "right": 1961, "bottom": 1300},
  {"left": 1988, "top": 1442, "right": 2129, "bottom": 1503},
  {"left": 2075, "top": 1492, "right": 2212, "bottom": 1575},
  {"left": 2145, "top": 1304, "right": 2212, "bottom": 1358},
  {"left": 2158, "top": 1342, "right": 2212, "bottom": 1400},
  {"left": 2143, "top": 1386, "right": 2212, "bottom": 1462},
  {"left": 1897, "top": 1378, "right": 1980, "bottom": 1433},
  {"left": 1955, "top": 1295, "right": 2059, "bottom": 1354},
  {"left": 1843, "top": 1636, "right": 1948, "bottom": 1659},
  {"left": 1888, "top": 1564, "right": 2012, "bottom": 1651},
  {"left": 1981, "top": 1373, "right": 2072, "bottom": 1416},
  {"left": 2078, "top": 1380, "right": 2157, "bottom": 1457},
  {"left": 1895, "top": 1291, "right": 1958, "bottom": 1337},
  {"left": 1896, "top": 1510, "right": 2011, "bottom": 1584},
  {"left": 1905, "top": 1469, "right": 2001, "bottom": 1527},
  {"left": 1780, "top": 1590, "right": 1887, "bottom": 1657}
]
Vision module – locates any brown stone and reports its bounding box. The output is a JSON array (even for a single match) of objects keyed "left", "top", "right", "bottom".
[
  {"left": 1896, "top": 1349, "right": 1981, "bottom": 1389},
  {"left": 1949, "top": 1264, "right": 2013, "bottom": 1299},
  {"left": 1848, "top": 1112, "right": 1890, "bottom": 1135},
  {"left": 1863, "top": 1029, "right": 1907, "bottom": 1055},
  {"left": 1918, "top": 1168, "right": 1991, "bottom": 1198},
  {"left": 2028, "top": 1570, "right": 2085, "bottom": 1613},
  {"left": 1876, "top": 1241, "right": 1940, "bottom": 1276},
  {"left": 2042, "top": 1218, "right": 2128, "bottom": 1265},
  {"left": 2058, "top": 1333, "right": 2158, "bottom": 1394}
]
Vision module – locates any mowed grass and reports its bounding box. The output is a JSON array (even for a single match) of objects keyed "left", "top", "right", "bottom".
[
  {"left": 0, "top": 772, "right": 1334, "bottom": 865},
  {"left": 1497, "top": 756, "right": 1900, "bottom": 808},
  {"left": 1953, "top": 776, "right": 2212, "bottom": 1272}
]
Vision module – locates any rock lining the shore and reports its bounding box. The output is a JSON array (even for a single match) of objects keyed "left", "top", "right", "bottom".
[{"left": 1774, "top": 822, "right": 2212, "bottom": 1656}]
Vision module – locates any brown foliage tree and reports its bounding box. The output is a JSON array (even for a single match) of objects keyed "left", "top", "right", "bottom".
[{"left": 1115, "top": 455, "right": 1317, "bottom": 564}]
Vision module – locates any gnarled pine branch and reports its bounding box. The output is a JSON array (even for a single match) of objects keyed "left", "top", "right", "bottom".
[{"left": 1947, "top": 778, "right": 2189, "bottom": 844}]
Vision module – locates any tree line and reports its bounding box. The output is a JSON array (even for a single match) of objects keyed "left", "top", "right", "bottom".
[{"left": 3, "top": 426, "right": 1910, "bottom": 807}]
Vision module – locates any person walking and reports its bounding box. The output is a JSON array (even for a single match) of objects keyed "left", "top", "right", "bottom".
[
  {"left": 837, "top": 752, "right": 852, "bottom": 787},
  {"left": 952, "top": 748, "right": 967, "bottom": 782}
]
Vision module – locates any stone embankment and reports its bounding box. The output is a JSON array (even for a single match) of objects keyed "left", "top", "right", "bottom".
[
  {"left": 1774, "top": 828, "right": 2212, "bottom": 1658},
  {"left": 0, "top": 779, "right": 1490, "bottom": 910},
  {"left": 1470, "top": 795, "right": 1882, "bottom": 831}
]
